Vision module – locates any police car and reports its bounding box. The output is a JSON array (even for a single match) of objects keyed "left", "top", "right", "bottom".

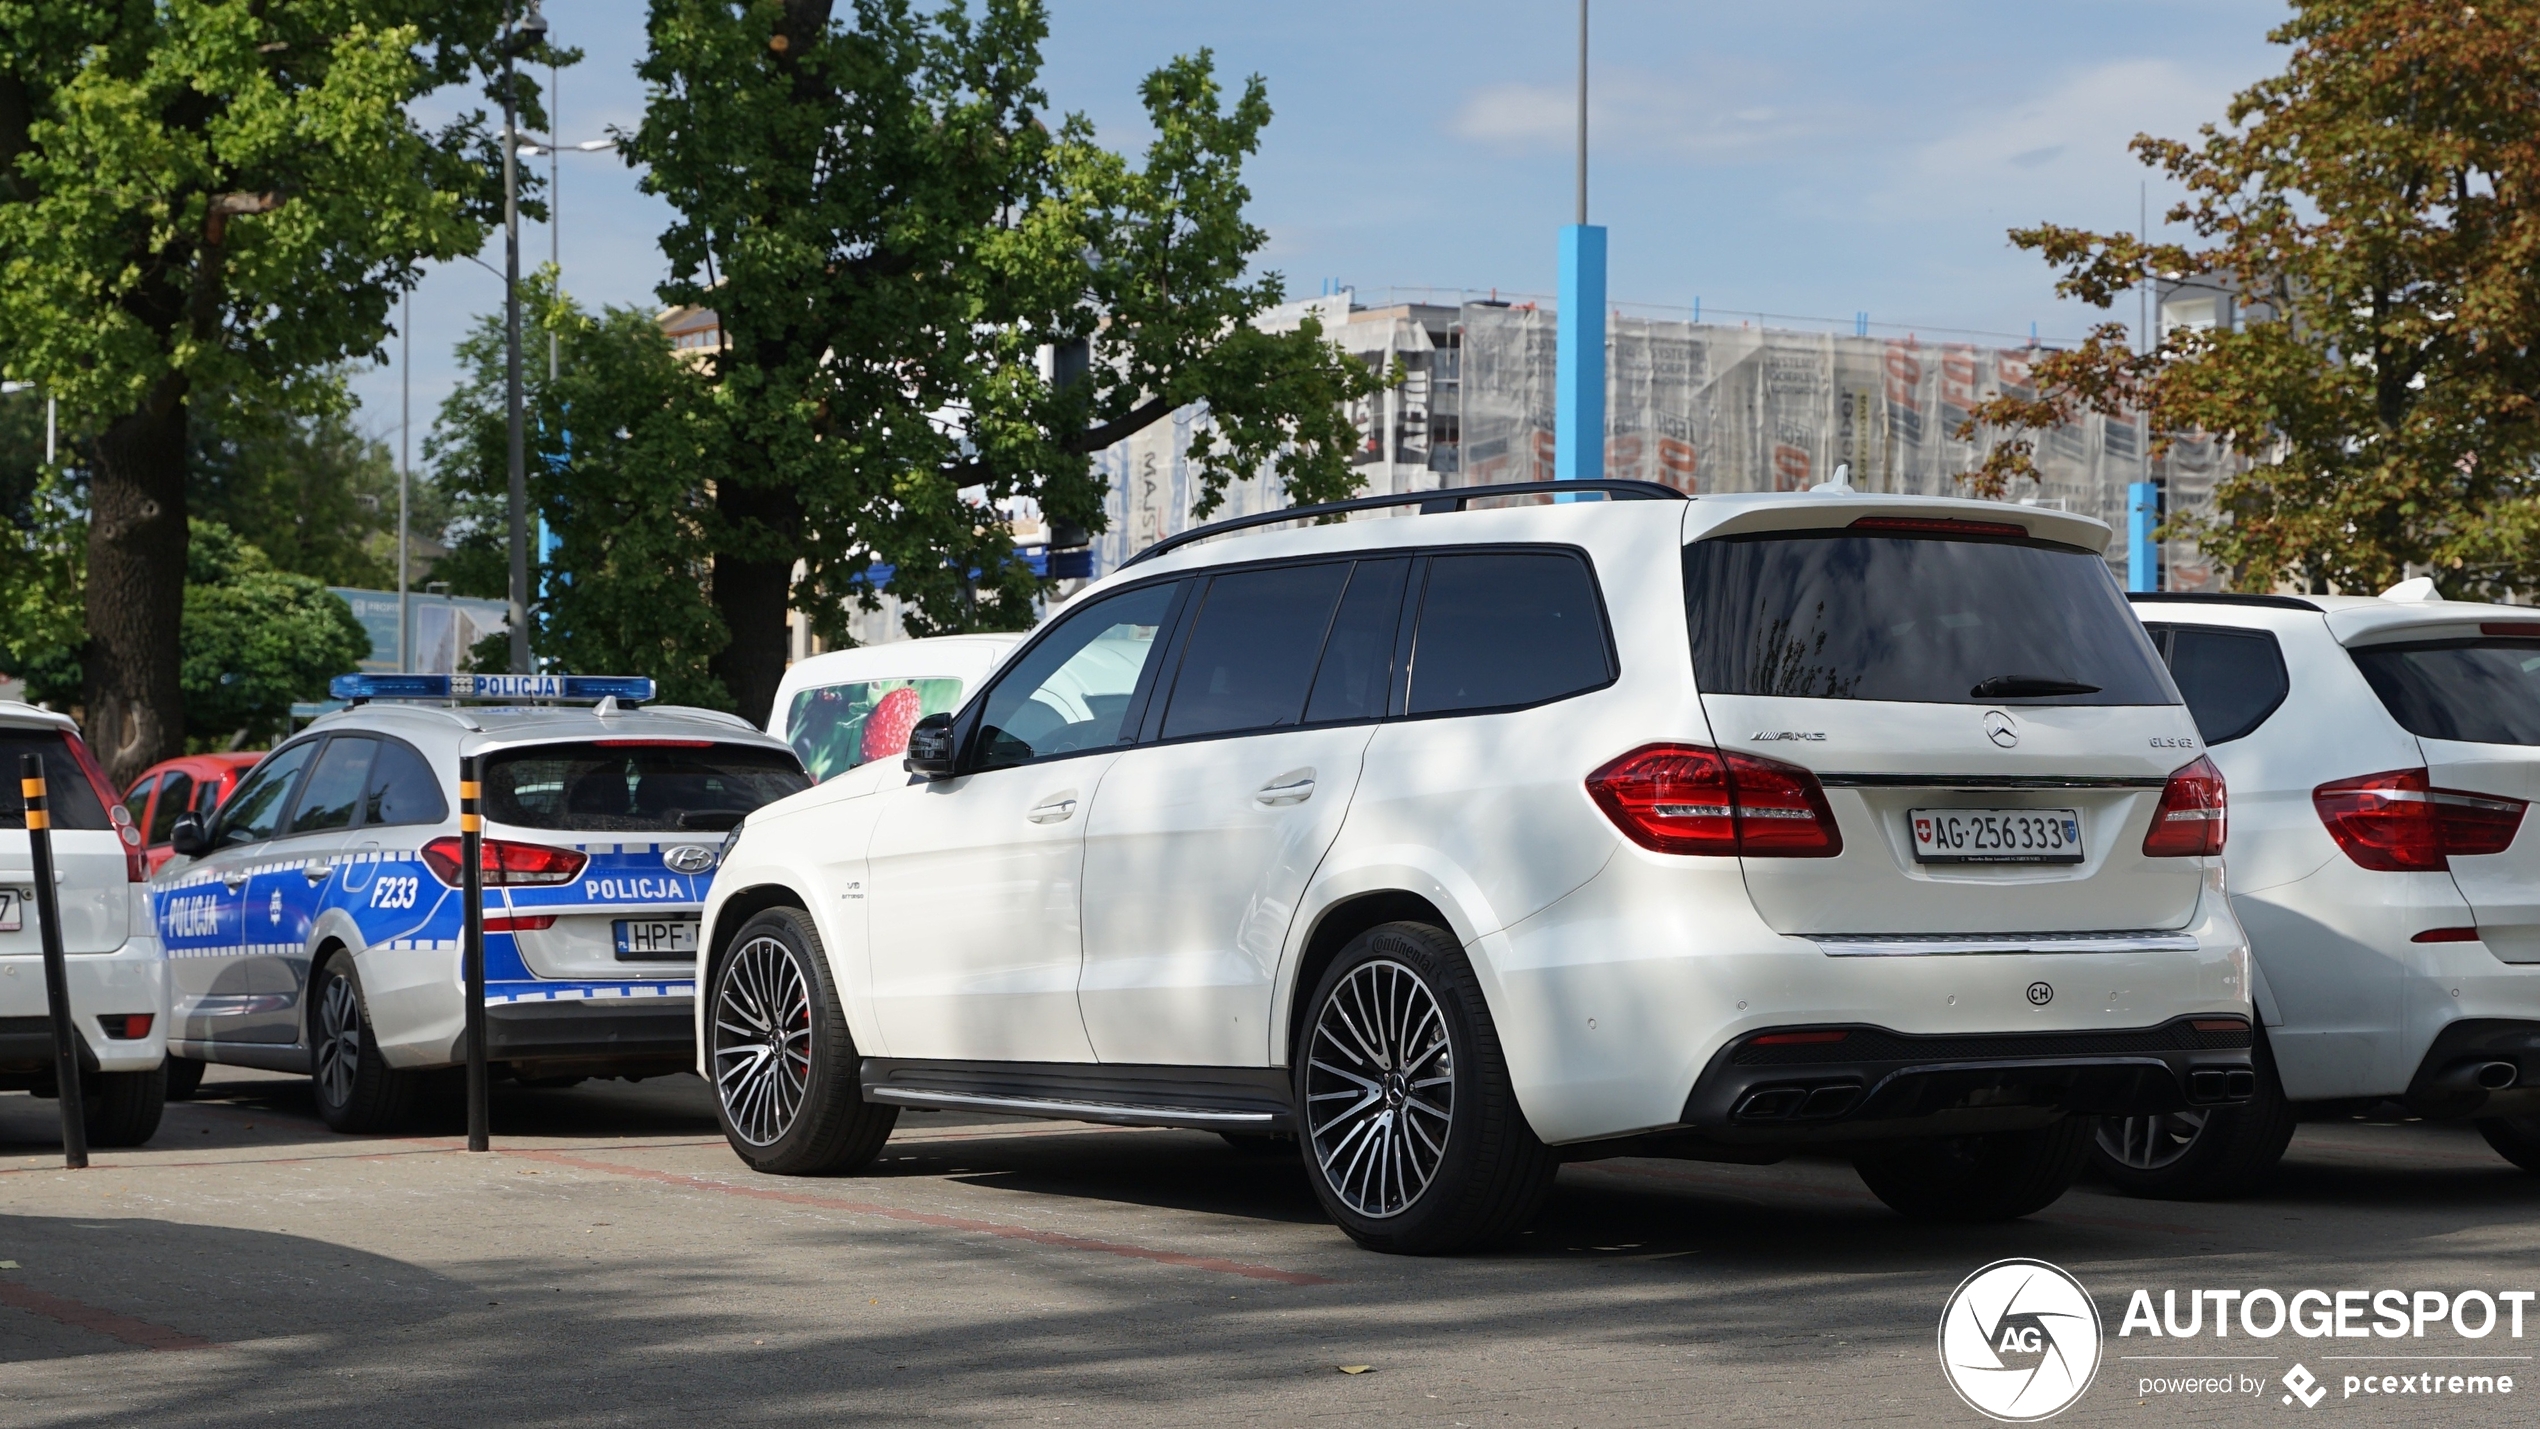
[{"left": 153, "top": 674, "right": 809, "bottom": 1131}]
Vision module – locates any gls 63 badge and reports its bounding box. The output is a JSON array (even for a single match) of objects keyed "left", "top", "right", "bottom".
[{"left": 1939, "top": 1258, "right": 2103, "bottom": 1421}]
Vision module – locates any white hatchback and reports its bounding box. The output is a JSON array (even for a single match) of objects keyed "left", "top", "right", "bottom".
[
  {"left": 701, "top": 481, "right": 2255, "bottom": 1252},
  {"left": 2101, "top": 587, "right": 2540, "bottom": 1195}
]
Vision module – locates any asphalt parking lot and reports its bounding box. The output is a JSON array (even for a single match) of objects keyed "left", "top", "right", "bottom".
[{"left": 2, "top": 1070, "right": 2535, "bottom": 1427}]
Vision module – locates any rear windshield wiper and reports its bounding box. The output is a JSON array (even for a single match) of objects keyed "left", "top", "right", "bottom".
[{"left": 1970, "top": 674, "right": 2102, "bottom": 698}]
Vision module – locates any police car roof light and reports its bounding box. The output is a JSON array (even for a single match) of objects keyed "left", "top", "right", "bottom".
[{"left": 327, "top": 673, "right": 657, "bottom": 705}]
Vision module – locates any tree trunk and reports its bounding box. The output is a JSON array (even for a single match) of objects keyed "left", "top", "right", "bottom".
[
  {"left": 84, "top": 381, "right": 189, "bottom": 787},
  {"left": 706, "top": 480, "right": 802, "bottom": 729}
]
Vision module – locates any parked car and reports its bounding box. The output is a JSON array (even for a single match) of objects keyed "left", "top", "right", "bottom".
[
  {"left": 2100, "top": 586, "right": 2540, "bottom": 1196},
  {"left": 125, "top": 752, "right": 261, "bottom": 876},
  {"left": 698, "top": 480, "right": 2256, "bottom": 1253},
  {"left": 150, "top": 675, "right": 810, "bottom": 1131},
  {"left": 0, "top": 702, "right": 166, "bottom": 1145},
  {"left": 767, "top": 634, "right": 1024, "bottom": 785}
]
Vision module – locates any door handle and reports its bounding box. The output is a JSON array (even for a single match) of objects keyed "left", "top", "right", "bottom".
[
  {"left": 303, "top": 863, "right": 332, "bottom": 884},
  {"left": 1256, "top": 778, "right": 1316, "bottom": 806},
  {"left": 1026, "top": 797, "right": 1078, "bottom": 824},
  {"left": 220, "top": 872, "right": 247, "bottom": 892}
]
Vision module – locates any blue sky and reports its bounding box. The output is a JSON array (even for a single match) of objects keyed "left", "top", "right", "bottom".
[{"left": 349, "top": 0, "right": 2296, "bottom": 455}]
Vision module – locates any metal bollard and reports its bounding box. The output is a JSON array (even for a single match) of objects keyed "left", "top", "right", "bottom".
[
  {"left": 461, "top": 755, "right": 488, "bottom": 1152},
  {"left": 24, "top": 752, "right": 86, "bottom": 1169}
]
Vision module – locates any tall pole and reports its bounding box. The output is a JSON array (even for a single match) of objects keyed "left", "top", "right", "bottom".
[
  {"left": 460, "top": 755, "right": 488, "bottom": 1152},
  {"left": 549, "top": 56, "right": 561, "bottom": 385},
  {"left": 503, "top": 12, "right": 531, "bottom": 675},
  {"left": 24, "top": 754, "right": 86, "bottom": 1169},
  {"left": 399, "top": 292, "right": 412, "bottom": 673},
  {"left": 1554, "top": 0, "right": 1605, "bottom": 487}
]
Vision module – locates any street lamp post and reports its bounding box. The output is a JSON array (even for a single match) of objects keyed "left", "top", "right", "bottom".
[
  {"left": 501, "top": 2, "right": 547, "bottom": 676},
  {"left": 1555, "top": 0, "right": 1605, "bottom": 487}
]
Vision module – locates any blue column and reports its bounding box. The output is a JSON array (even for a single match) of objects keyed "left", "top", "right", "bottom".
[
  {"left": 2127, "top": 480, "right": 2159, "bottom": 592},
  {"left": 1556, "top": 224, "right": 1607, "bottom": 485}
]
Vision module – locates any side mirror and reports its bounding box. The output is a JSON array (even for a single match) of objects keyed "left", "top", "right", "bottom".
[
  {"left": 903, "top": 713, "right": 958, "bottom": 780},
  {"left": 168, "top": 813, "right": 210, "bottom": 858}
]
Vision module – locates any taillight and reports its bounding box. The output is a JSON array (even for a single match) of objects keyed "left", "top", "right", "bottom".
[
  {"left": 62, "top": 734, "right": 146, "bottom": 882},
  {"left": 2142, "top": 755, "right": 2227, "bottom": 857},
  {"left": 2313, "top": 768, "right": 2527, "bottom": 872},
  {"left": 482, "top": 914, "right": 558, "bottom": 933},
  {"left": 1585, "top": 744, "right": 1842, "bottom": 857},
  {"left": 420, "top": 836, "right": 589, "bottom": 886}
]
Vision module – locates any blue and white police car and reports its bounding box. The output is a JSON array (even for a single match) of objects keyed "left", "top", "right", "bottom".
[{"left": 152, "top": 674, "right": 810, "bottom": 1131}]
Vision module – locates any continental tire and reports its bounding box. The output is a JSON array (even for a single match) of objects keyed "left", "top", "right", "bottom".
[
  {"left": 709, "top": 907, "right": 897, "bottom": 1176},
  {"left": 1295, "top": 920, "right": 1556, "bottom": 1254},
  {"left": 83, "top": 1065, "right": 167, "bottom": 1147},
  {"left": 2090, "top": 1034, "right": 2297, "bottom": 1199},
  {"left": 310, "top": 957, "right": 416, "bottom": 1134},
  {"left": 1854, "top": 1115, "right": 2093, "bottom": 1222}
]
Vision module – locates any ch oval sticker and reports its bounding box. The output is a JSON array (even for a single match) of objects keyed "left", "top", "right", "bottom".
[{"left": 2027, "top": 981, "right": 2054, "bottom": 1006}]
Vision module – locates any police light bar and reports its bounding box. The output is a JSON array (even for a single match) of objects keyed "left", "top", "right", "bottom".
[{"left": 328, "top": 673, "right": 656, "bottom": 704}]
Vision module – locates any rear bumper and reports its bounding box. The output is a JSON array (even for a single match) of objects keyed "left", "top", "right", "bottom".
[
  {"left": 0, "top": 941, "right": 166, "bottom": 1079},
  {"left": 2402, "top": 1019, "right": 2540, "bottom": 1119},
  {"left": 1677, "top": 1016, "right": 2255, "bottom": 1144},
  {"left": 484, "top": 997, "right": 694, "bottom": 1076}
]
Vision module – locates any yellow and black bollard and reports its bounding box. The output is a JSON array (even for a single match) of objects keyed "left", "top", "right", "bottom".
[
  {"left": 23, "top": 752, "right": 86, "bottom": 1169},
  {"left": 460, "top": 755, "right": 489, "bottom": 1152}
]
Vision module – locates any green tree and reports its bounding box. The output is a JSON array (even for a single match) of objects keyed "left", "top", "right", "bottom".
[
  {"left": 1965, "top": 0, "right": 2540, "bottom": 596},
  {"left": 193, "top": 401, "right": 405, "bottom": 590},
  {"left": 628, "top": 0, "right": 1384, "bottom": 722},
  {"left": 0, "top": 2, "right": 542, "bottom": 781},
  {"left": 429, "top": 271, "right": 729, "bottom": 704},
  {"left": 176, "top": 521, "right": 370, "bottom": 748}
]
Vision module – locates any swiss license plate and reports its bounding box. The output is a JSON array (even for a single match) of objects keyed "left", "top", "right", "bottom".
[
  {"left": 613, "top": 918, "right": 700, "bottom": 961},
  {"left": 0, "top": 890, "right": 17, "bottom": 932},
  {"left": 1910, "top": 808, "right": 2084, "bottom": 864}
]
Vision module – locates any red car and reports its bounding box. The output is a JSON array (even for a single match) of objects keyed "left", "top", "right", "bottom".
[{"left": 124, "top": 753, "right": 262, "bottom": 875}]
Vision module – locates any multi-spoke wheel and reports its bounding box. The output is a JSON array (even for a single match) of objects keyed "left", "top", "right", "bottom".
[
  {"left": 707, "top": 907, "right": 896, "bottom": 1175},
  {"left": 308, "top": 957, "right": 413, "bottom": 1133},
  {"left": 2086, "top": 1034, "right": 2295, "bottom": 1200},
  {"left": 1294, "top": 921, "right": 1556, "bottom": 1254},
  {"left": 713, "top": 934, "right": 814, "bottom": 1146},
  {"left": 1306, "top": 959, "right": 1456, "bottom": 1219}
]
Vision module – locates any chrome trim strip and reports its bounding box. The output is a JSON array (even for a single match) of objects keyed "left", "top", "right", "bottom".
[
  {"left": 1813, "top": 932, "right": 2202, "bottom": 957},
  {"left": 862, "top": 1087, "right": 1278, "bottom": 1127},
  {"left": 1818, "top": 774, "right": 2169, "bottom": 790}
]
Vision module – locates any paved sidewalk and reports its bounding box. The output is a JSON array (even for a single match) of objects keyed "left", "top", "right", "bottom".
[{"left": 1, "top": 1069, "right": 2535, "bottom": 1426}]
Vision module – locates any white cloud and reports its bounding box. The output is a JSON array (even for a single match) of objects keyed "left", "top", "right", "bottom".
[
  {"left": 1881, "top": 58, "right": 2239, "bottom": 223},
  {"left": 1447, "top": 67, "right": 1847, "bottom": 160}
]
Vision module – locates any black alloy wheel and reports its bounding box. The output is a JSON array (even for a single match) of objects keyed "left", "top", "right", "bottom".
[{"left": 708, "top": 907, "right": 896, "bottom": 1175}]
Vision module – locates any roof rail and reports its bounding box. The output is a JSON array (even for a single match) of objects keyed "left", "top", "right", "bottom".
[
  {"left": 1117, "top": 479, "right": 1688, "bottom": 570},
  {"left": 2126, "top": 591, "right": 2322, "bottom": 613}
]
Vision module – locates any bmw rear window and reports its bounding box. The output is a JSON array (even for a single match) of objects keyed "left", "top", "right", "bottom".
[
  {"left": 2350, "top": 638, "right": 2540, "bottom": 745},
  {"left": 1683, "top": 526, "right": 2177, "bottom": 705},
  {"left": 483, "top": 742, "right": 810, "bottom": 833}
]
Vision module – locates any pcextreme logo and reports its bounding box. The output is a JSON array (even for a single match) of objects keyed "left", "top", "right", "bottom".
[{"left": 1939, "top": 1259, "right": 2103, "bottom": 1422}]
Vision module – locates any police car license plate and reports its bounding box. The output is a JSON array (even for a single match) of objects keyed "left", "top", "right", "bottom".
[
  {"left": 613, "top": 919, "right": 699, "bottom": 960},
  {"left": 0, "top": 890, "right": 17, "bottom": 932},
  {"left": 1910, "top": 808, "right": 2084, "bottom": 864}
]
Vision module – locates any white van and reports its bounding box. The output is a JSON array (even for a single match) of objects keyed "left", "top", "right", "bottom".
[{"left": 767, "top": 636, "right": 1024, "bottom": 786}]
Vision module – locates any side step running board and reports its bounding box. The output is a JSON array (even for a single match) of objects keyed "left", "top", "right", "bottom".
[{"left": 859, "top": 1058, "right": 1294, "bottom": 1134}]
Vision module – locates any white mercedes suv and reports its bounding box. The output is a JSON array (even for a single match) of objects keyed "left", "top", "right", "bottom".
[
  {"left": 2097, "top": 586, "right": 2540, "bottom": 1195},
  {"left": 700, "top": 480, "right": 2254, "bottom": 1253}
]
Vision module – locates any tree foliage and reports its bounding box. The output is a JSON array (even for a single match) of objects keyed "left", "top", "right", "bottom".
[
  {"left": 429, "top": 272, "right": 731, "bottom": 706},
  {"left": 193, "top": 401, "right": 405, "bottom": 589},
  {"left": 176, "top": 520, "right": 370, "bottom": 748},
  {"left": 627, "top": 0, "right": 1387, "bottom": 721},
  {"left": 1965, "top": 0, "right": 2540, "bottom": 595},
  {"left": 0, "top": 1, "right": 542, "bottom": 779}
]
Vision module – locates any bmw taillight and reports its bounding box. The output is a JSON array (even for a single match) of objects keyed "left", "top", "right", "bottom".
[
  {"left": 420, "top": 836, "right": 589, "bottom": 886},
  {"left": 1586, "top": 744, "right": 1843, "bottom": 857},
  {"left": 2142, "top": 755, "right": 2228, "bottom": 857},
  {"left": 2312, "top": 768, "right": 2527, "bottom": 872}
]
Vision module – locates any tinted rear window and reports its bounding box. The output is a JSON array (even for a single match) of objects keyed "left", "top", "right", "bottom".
[
  {"left": 1163, "top": 563, "right": 1352, "bottom": 739},
  {"left": 0, "top": 732, "right": 110, "bottom": 831},
  {"left": 484, "top": 742, "right": 809, "bottom": 833},
  {"left": 2145, "top": 625, "right": 2289, "bottom": 743},
  {"left": 1407, "top": 551, "right": 1614, "bottom": 715},
  {"left": 2351, "top": 639, "right": 2540, "bottom": 745},
  {"left": 1683, "top": 530, "right": 2176, "bottom": 705}
]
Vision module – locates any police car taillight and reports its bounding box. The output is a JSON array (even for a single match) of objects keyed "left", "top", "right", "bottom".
[{"left": 420, "top": 836, "right": 589, "bottom": 886}]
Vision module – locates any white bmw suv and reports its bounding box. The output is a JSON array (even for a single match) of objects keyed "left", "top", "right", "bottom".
[{"left": 700, "top": 480, "right": 2255, "bottom": 1253}]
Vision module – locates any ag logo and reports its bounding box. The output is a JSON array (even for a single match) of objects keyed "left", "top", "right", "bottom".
[
  {"left": 1984, "top": 710, "right": 2019, "bottom": 748},
  {"left": 1939, "top": 1258, "right": 2101, "bottom": 1421},
  {"left": 2027, "top": 981, "right": 2054, "bottom": 1006},
  {"left": 663, "top": 844, "right": 718, "bottom": 875}
]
